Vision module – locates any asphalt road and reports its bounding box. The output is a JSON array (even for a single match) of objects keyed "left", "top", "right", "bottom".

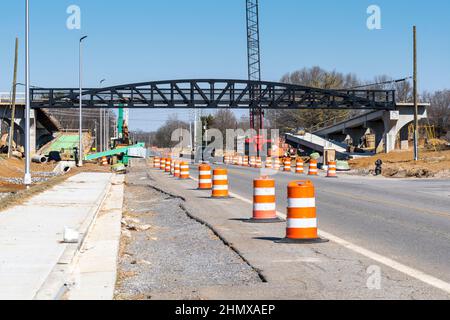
[{"left": 190, "top": 164, "right": 450, "bottom": 286}]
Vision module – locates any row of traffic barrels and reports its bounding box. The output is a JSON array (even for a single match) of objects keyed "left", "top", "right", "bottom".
[
  {"left": 153, "top": 156, "right": 328, "bottom": 244},
  {"left": 224, "top": 155, "right": 337, "bottom": 178}
]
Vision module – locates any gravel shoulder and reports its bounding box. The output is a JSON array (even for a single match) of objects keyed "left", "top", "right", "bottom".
[{"left": 115, "top": 162, "right": 261, "bottom": 300}]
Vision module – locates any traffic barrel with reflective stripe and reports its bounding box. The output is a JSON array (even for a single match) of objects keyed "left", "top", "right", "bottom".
[
  {"left": 212, "top": 168, "right": 229, "bottom": 198},
  {"left": 296, "top": 159, "right": 304, "bottom": 174},
  {"left": 198, "top": 163, "right": 212, "bottom": 190},
  {"left": 284, "top": 158, "right": 292, "bottom": 172},
  {"left": 250, "top": 177, "right": 282, "bottom": 223},
  {"left": 233, "top": 156, "right": 239, "bottom": 165},
  {"left": 154, "top": 157, "right": 160, "bottom": 169},
  {"left": 273, "top": 158, "right": 281, "bottom": 171},
  {"left": 165, "top": 158, "right": 172, "bottom": 173},
  {"left": 277, "top": 181, "right": 328, "bottom": 244},
  {"left": 249, "top": 156, "right": 256, "bottom": 168},
  {"left": 174, "top": 161, "right": 181, "bottom": 178},
  {"left": 265, "top": 158, "right": 272, "bottom": 169},
  {"left": 256, "top": 157, "right": 262, "bottom": 168},
  {"left": 244, "top": 156, "right": 249, "bottom": 167},
  {"left": 327, "top": 161, "right": 337, "bottom": 178},
  {"left": 160, "top": 158, "right": 166, "bottom": 170},
  {"left": 180, "top": 161, "right": 190, "bottom": 179},
  {"left": 170, "top": 160, "right": 175, "bottom": 175},
  {"left": 101, "top": 156, "right": 108, "bottom": 166},
  {"left": 238, "top": 156, "right": 244, "bottom": 166},
  {"left": 308, "top": 159, "right": 318, "bottom": 176}
]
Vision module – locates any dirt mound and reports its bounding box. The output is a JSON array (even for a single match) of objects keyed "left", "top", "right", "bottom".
[{"left": 349, "top": 149, "right": 450, "bottom": 178}]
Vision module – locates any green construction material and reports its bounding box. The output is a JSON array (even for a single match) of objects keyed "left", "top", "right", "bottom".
[
  {"left": 44, "top": 134, "right": 79, "bottom": 153},
  {"left": 84, "top": 143, "right": 145, "bottom": 166}
]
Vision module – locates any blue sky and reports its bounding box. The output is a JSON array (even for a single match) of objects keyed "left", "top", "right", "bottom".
[{"left": 0, "top": 0, "right": 449, "bottom": 130}]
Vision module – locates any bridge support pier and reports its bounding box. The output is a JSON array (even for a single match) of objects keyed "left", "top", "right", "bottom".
[{"left": 382, "top": 104, "right": 427, "bottom": 154}]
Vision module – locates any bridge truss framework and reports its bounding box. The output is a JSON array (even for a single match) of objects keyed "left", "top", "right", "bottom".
[{"left": 30, "top": 79, "right": 396, "bottom": 111}]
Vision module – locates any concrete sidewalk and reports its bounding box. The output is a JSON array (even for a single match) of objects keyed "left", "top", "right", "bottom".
[
  {"left": 0, "top": 173, "right": 113, "bottom": 300},
  {"left": 147, "top": 166, "right": 450, "bottom": 300}
]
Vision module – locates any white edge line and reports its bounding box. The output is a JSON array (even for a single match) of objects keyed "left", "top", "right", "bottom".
[{"left": 189, "top": 175, "right": 450, "bottom": 295}]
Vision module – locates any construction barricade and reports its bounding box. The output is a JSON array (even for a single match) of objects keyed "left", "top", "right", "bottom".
[
  {"left": 284, "top": 157, "right": 292, "bottom": 172},
  {"left": 249, "top": 177, "right": 282, "bottom": 223},
  {"left": 198, "top": 163, "right": 213, "bottom": 190},
  {"left": 327, "top": 161, "right": 337, "bottom": 178},
  {"left": 154, "top": 157, "right": 160, "bottom": 169},
  {"left": 277, "top": 180, "right": 328, "bottom": 244},
  {"left": 296, "top": 159, "right": 304, "bottom": 174},
  {"left": 212, "top": 168, "right": 229, "bottom": 198},
  {"left": 180, "top": 161, "right": 190, "bottom": 179},
  {"left": 308, "top": 159, "right": 318, "bottom": 176},
  {"left": 174, "top": 161, "right": 181, "bottom": 178}
]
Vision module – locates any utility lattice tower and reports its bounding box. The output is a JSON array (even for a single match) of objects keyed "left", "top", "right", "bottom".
[{"left": 246, "top": 0, "right": 263, "bottom": 130}]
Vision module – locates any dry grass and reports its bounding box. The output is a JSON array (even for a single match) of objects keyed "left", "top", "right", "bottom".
[{"left": 0, "top": 157, "right": 113, "bottom": 212}]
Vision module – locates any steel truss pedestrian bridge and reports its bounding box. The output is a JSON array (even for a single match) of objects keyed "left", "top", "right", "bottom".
[{"left": 30, "top": 79, "right": 396, "bottom": 110}]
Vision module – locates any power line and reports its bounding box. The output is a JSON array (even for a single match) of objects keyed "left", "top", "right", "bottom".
[{"left": 347, "top": 77, "right": 412, "bottom": 90}]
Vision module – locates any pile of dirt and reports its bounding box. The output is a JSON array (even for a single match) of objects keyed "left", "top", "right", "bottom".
[{"left": 349, "top": 149, "right": 450, "bottom": 178}]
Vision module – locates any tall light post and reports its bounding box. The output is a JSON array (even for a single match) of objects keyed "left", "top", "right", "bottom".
[
  {"left": 413, "top": 26, "right": 419, "bottom": 162},
  {"left": 99, "top": 79, "right": 106, "bottom": 152},
  {"left": 24, "top": 0, "right": 32, "bottom": 185},
  {"left": 78, "top": 35, "right": 88, "bottom": 167}
]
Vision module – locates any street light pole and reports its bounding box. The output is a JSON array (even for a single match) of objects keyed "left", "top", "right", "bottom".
[
  {"left": 24, "top": 0, "right": 32, "bottom": 185},
  {"left": 99, "top": 79, "right": 106, "bottom": 152},
  {"left": 413, "top": 26, "right": 419, "bottom": 162},
  {"left": 78, "top": 35, "right": 87, "bottom": 167}
]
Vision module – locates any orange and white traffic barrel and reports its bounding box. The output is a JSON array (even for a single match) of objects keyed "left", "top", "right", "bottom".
[
  {"left": 171, "top": 160, "right": 175, "bottom": 175},
  {"left": 249, "top": 156, "right": 256, "bottom": 168},
  {"left": 296, "top": 159, "right": 304, "bottom": 174},
  {"left": 327, "top": 161, "right": 338, "bottom": 178},
  {"left": 244, "top": 156, "right": 249, "bottom": 167},
  {"left": 284, "top": 158, "right": 292, "bottom": 172},
  {"left": 277, "top": 180, "right": 328, "bottom": 244},
  {"left": 308, "top": 159, "right": 318, "bottom": 176},
  {"left": 174, "top": 161, "right": 181, "bottom": 178},
  {"left": 238, "top": 156, "right": 243, "bottom": 166},
  {"left": 265, "top": 158, "right": 273, "bottom": 169},
  {"left": 180, "top": 161, "right": 190, "bottom": 179},
  {"left": 165, "top": 158, "right": 172, "bottom": 173},
  {"left": 256, "top": 157, "right": 262, "bottom": 168},
  {"left": 160, "top": 158, "right": 166, "bottom": 170},
  {"left": 249, "top": 177, "right": 282, "bottom": 223},
  {"left": 198, "top": 163, "right": 212, "bottom": 190},
  {"left": 101, "top": 156, "right": 108, "bottom": 166},
  {"left": 212, "top": 168, "right": 229, "bottom": 198},
  {"left": 273, "top": 158, "right": 281, "bottom": 171},
  {"left": 154, "top": 157, "right": 160, "bottom": 169},
  {"left": 234, "top": 156, "right": 239, "bottom": 165}
]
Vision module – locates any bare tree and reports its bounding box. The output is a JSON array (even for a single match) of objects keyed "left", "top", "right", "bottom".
[
  {"left": 267, "top": 66, "right": 362, "bottom": 134},
  {"left": 422, "top": 90, "right": 450, "bottom": 138}
]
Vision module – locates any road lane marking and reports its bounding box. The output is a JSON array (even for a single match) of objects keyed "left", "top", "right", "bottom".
[
  {"left": 220, "top": 167, "right": 450, "bottom": 219},
  {"left": 320, "top": 189, "right": 450, "bottom": 219},
  {"left": 198, "top": 182, "right": 450, "bottom": 295}
]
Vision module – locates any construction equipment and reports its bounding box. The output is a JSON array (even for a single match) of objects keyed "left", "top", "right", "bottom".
[{"left": 85, "top": 105, "right": 145, "bottom": 166}]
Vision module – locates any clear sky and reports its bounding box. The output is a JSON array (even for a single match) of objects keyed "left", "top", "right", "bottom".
[{"left": 0, "top": 0, "right": 449, "bottom": 131}]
